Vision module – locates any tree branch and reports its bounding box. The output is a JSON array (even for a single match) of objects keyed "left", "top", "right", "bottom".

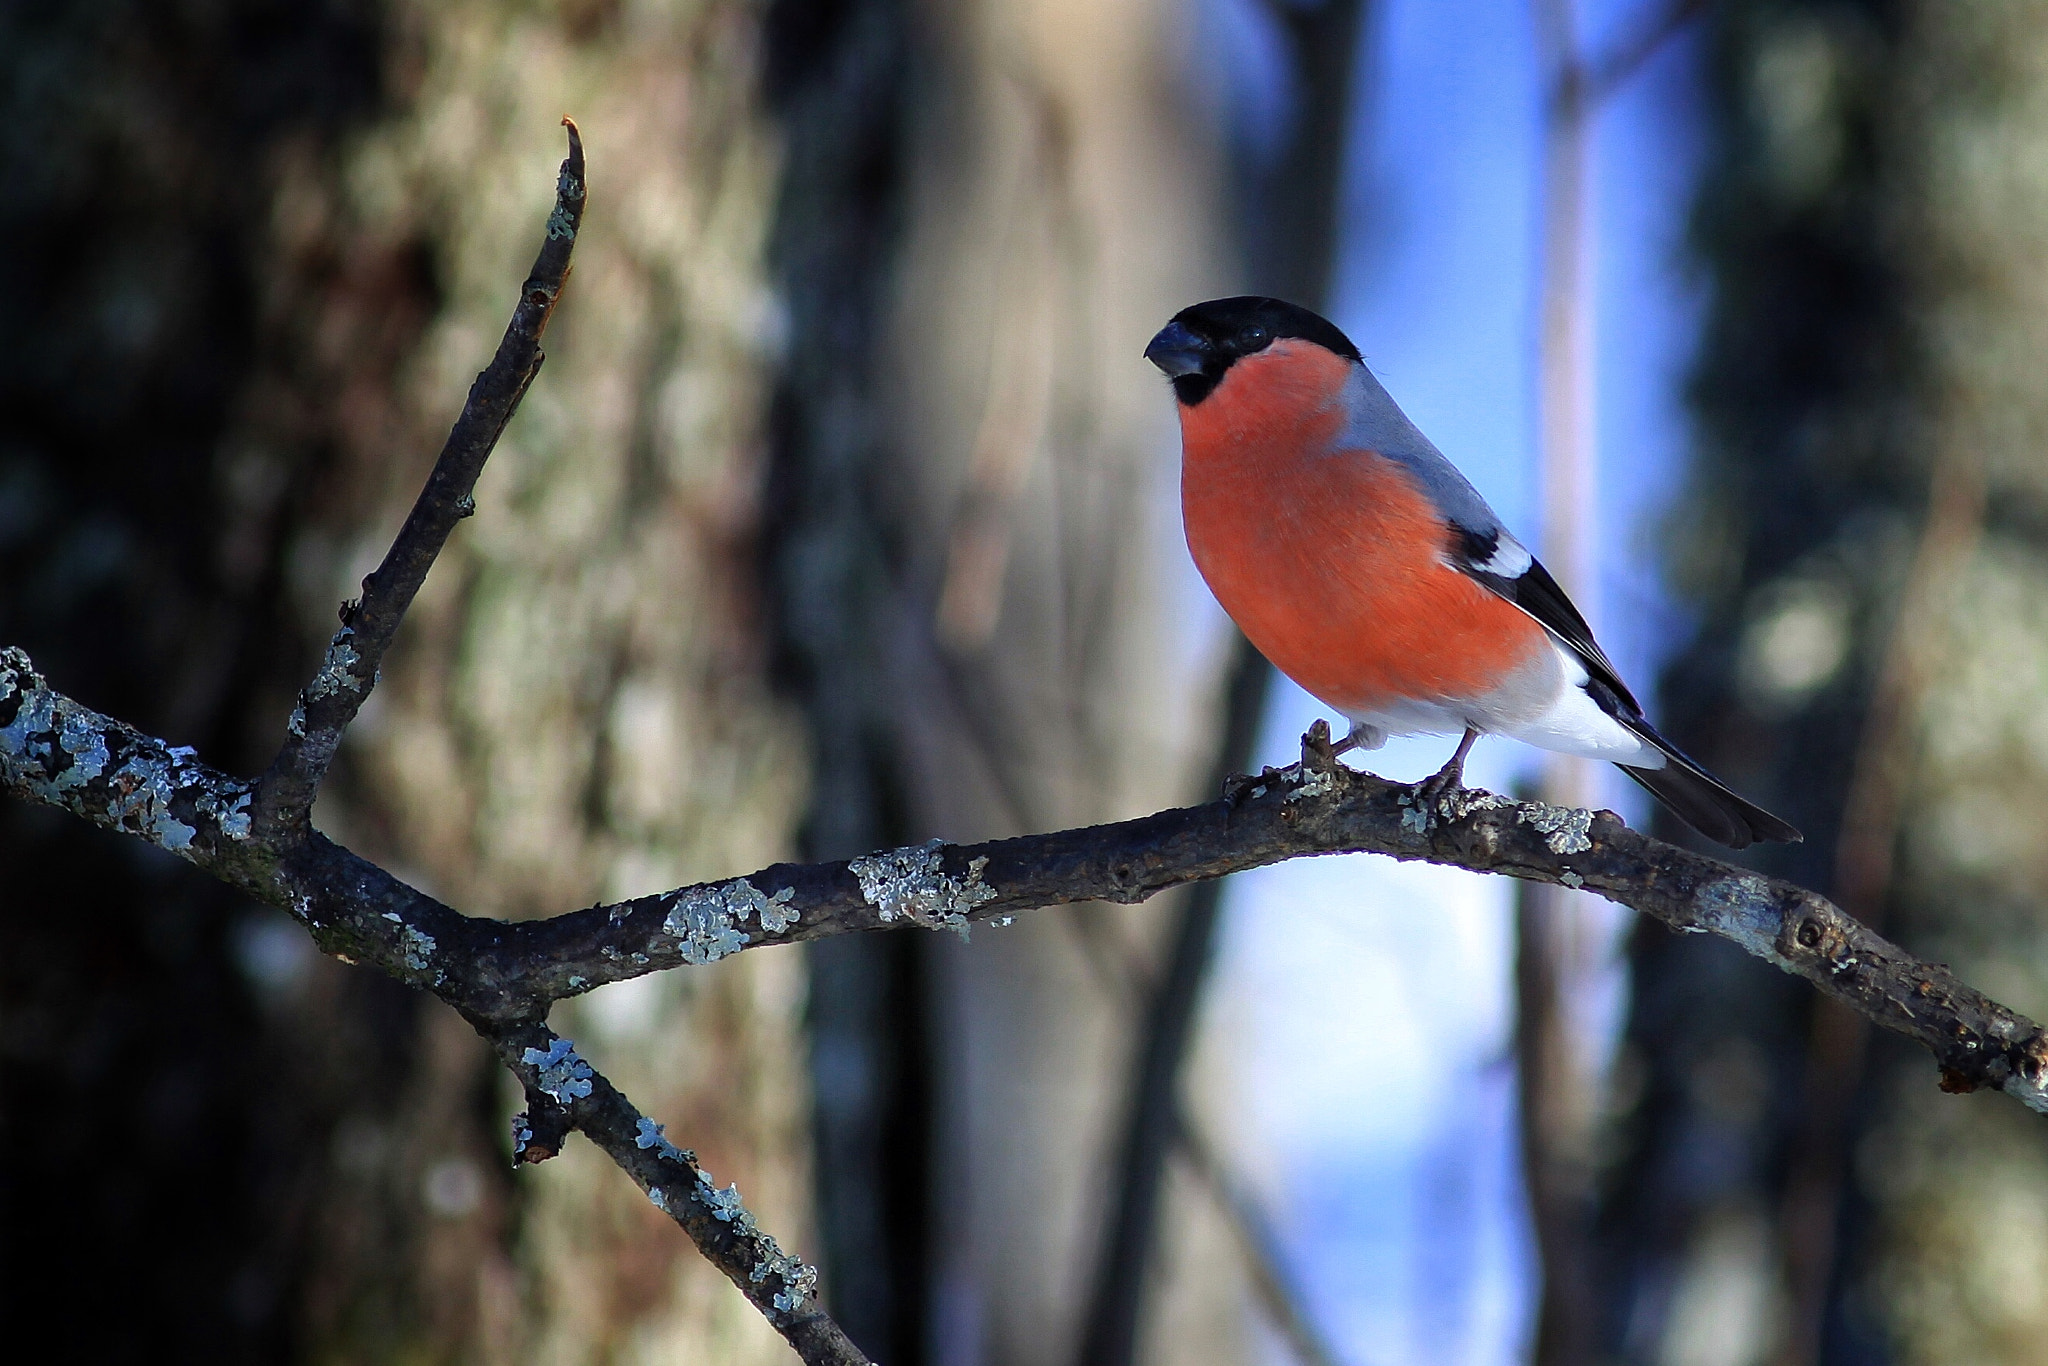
[
  {"left": 0, "top": 123, "right": 859, "bottom": 1366},
  {"left": 251, "top": 119, "right": 586, "bottom": 835},
  {"left": 9, "top": 112, "right": 2048, "bottom": 1366},
  {"left": 490, "top": 1021, "right": 861, "bottom": 1365},
  {"left": 12, "top": 652, "right": 2048, "bottom": 1360},
  {"left": 10, "top": 651, "right": 2048, "bottom": 1118}
]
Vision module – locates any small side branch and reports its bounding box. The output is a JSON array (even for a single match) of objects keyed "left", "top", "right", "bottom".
[
  {"left": 0, "top": 648, "right": 257, "bottom": 875},
  {"left": 490, "top": 1024, "right": 867, "bottom": 1365},
  {"left": 252, "top": 120, "right": 587, "bottom": 834}
]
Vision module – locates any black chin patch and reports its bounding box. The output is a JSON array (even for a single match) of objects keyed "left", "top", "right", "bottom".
[{"left": 1171, "top": 371, "right": 1223, "bottom": 406}]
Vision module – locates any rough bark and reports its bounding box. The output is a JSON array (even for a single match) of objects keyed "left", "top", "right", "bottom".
[
  {"left": 284, "top": 7, "right": 813, "bottom": 1359},
  {"left": 0, "top": 3, "right": 814, "bottom": 1360}
]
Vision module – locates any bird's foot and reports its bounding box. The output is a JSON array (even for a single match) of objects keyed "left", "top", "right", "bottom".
[
  {"left": 1412, "top": 727, "right": 1481, "bottom": 810},
  {"left": 1413, "top": 763, "right": 1465, "bottom": 807}
]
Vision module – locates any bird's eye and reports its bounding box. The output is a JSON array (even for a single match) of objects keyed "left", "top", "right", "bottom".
[{"left": 1242, "top": 327, "right": 1269, "bottom": 348}]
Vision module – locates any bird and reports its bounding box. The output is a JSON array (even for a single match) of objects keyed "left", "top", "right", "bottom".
[{"left": 1145, "top": 295, "right": 1799, "bottom": 850}]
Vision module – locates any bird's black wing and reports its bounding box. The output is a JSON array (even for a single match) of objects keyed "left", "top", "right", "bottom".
[
  {"left": 1446, "top": 521, "right": 1801, "bottom": 848},
  {"left": 1446, "top": 523, "right": 1641, "bottom": 714}
]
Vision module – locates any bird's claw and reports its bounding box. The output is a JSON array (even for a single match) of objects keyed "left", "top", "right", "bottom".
[
  {"left": 1412, "top": 762, "right": 1467, "bottom": 808},
  {"left": 1411, "top": 726, "right": 1480, "bottom": 812}
]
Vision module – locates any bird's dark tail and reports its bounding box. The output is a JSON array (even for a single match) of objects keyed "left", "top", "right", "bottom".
[{"left": 1615, "top": 722, "right": 1801, "bottom": 850}]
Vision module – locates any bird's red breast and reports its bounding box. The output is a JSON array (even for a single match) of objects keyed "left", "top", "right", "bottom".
[{"left": 1178, "top": 339, "right": 1552, "bottom": 717}]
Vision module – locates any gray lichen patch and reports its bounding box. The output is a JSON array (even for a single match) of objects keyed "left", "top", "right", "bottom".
[
  {"left": 1519, "top": 802, "right": 1594, "bottom": 854},
  {"left": 1397, "top": 785, "right": 1513, "bottom": 835},
  {"left": 754, "top": 1235, "right": 821, "bottom": 1314},
  {"left": 195, "top": 783, "right": 253, "bottom": 840},
  {"left": 688, "top": 1161, "right": 820, "bottom": 1315},
  {"left": 1690, "top": 873, "right": 1785, "bottom": 962},
  {"left": 522, "top": 1037, "right": 595, "bottom": 1102},
  {"left": 1286, "top": 764, "right": 1337, "bottom": 801},
  {"left": 848, "top": 838, "right": 997, "bottom": 936},
  {"left": 52, "top": 709, "right": 110, "bottom": 791},
  {"left": 701, "top": 1174, "right": 747, "bottom": 1223},
  {"left": 381, "top": 912, "right": 438, "bottom": 978},
  {"left": 1437, "top": 788, "right": 1514, "bottom": 822},
  {"left": 661, "top": 878, "right": 798, "bottom": 965},
  {"left": 1, "top": 647, "right": 255, "bottom": 861},
  {"left": 1398, "top": 795, "right": 1432, "bottom": 834},
  {"left": 303, "top": 627, "right": 362, "bottom": 703},
  {"left": 634, "top": 1116, "right": 692, "bottom": 1164},
  {"left": 546, "top": 201, "right": 578, "bottom": 241}
]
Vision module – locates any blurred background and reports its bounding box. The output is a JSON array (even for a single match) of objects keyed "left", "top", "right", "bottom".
[{"left": 4, "top": 1, "right": 2047, "bottom": 1364}]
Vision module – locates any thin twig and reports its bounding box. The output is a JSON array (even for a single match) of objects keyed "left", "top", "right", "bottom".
[
  {"left": 491, "top": 1021, "right": 864, "bottom": 1365},
  {"left": 252, "top": 120, "right": 587, "bottom": 834}
]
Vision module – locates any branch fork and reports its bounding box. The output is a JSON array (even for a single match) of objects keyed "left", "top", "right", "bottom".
[{"left": 7, "top": 124, "right": 2048, "bottom": 1366}]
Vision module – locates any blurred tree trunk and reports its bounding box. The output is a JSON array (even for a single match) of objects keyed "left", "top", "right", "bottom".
[
  {"left": 0, "top": 1, "right": 1256, "bottom": 1361},
  {"left": 869, "top": 2, "right": 1247, "bottom": 1365},
  {"left": 758, "top": 0, "right": 927, "bottom": 1360},
  {"left": 1600, "top": 3, "right": 2048, "bottom": 1364},
  {"left": 2, "top": 1, "right": 813, "bottom": 1360},
  {"left": 764, "top": 2, "right": 1280, "bottom": 1362}
]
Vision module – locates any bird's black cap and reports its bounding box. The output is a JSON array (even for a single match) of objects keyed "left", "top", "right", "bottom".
[{"left": 1144, "top": 296, "right": 1361, "bottom": 406}]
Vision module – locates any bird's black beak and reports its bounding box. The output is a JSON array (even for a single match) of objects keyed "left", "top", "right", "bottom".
[{"left": 1144, "top": 320, "right": 1209, "bottom": 379}]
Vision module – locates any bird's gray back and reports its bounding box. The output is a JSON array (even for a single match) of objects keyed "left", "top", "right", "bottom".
[{"left": 1338, "top": 362, "right": 1505, "bottom": 539}]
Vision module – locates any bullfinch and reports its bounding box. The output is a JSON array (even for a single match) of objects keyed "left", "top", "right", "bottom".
[{"left": 1146, "top": 296, "right": 1799, "bottom": 850}]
